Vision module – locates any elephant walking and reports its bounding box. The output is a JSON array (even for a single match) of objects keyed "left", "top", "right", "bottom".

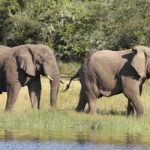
[
  {"left": 66, "top": 46, "right": 150, "bottom": 117},
  {"left": 0, "top": 44, "right": 60, "bottom": 111}
]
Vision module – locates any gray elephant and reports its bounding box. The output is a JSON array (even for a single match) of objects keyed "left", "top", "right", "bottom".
[
  {"left": 0, "top": 44, "right": 60, "bottom": 111},
  {"left": 66, "top": 46, "right": 150, "bottom": 117}
]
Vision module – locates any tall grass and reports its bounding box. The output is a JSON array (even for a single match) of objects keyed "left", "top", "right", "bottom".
[{"left": 0, "top": 69, "right": 150, "bottom": 133}]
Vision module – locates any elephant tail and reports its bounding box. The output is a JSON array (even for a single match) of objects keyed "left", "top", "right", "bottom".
[{"left": 64, "top": 69, "right": 80, "bottom": 91}]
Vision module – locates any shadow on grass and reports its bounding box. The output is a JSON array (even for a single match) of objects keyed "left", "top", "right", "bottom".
[{"left": 97, "top": 109, "right": 127, "bottom": 116}]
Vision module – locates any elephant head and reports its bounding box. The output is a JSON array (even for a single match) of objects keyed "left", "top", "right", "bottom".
[
  {"left": 13, "top": 44, "right": 60, "bottom": 108},
  {"left": 131, "top": 46, "right": 150, "bottom": 79}
]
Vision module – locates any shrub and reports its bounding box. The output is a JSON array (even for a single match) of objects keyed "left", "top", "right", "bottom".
[{"left": 1, "top": 0, "right": 150, "bottom": 62}]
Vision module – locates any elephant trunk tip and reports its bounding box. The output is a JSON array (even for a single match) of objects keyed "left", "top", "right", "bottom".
[
  {"left": 50, "top": 99, "right": 57, "bottom": 108},
  {"left": 51, "top": 104, "right": 56, "bottom": 109}
]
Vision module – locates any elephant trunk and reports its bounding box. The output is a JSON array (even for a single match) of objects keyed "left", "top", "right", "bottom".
[{"left": 49, "top": 73, "right": 60, "bottom": 108}]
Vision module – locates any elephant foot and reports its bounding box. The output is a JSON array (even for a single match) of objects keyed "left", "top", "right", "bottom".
[
  {"left": 75, "top": 107, "right": 84, "bottom": 112},
  {"left": 88, "top": 100, "right": 97, "bottom": 114},
  {"left": 89, "top": 112, "right": 97, "bottom": 115},
  {"left": 87, "top": 108, "right": 97, "bottom": 114},
  {"left": 4, "top": 107, "right": 13, "bottom": 113},
  {"left": 136, "top": 111, "right": 144, "bottom": 117},
  {"left": 127, "top": 108, "right": 134, "bottom": 116},
  {"left": 32, "top": 107, "right": 40, "bottom": 110}
]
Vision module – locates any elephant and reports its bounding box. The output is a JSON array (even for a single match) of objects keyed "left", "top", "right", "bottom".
[
  {"left": 65, "top": 46, "right": 150, "bottom": 117},
  {"left": 0, "top": 45, "right": 11, "bottom": 61},
  {"left": 0, "top": 44, "right": 60, "bottom": 111}
]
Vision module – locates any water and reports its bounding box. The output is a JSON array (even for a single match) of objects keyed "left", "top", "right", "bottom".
[{"left": 0, "top": 128, "right": 149, "bottom": 150}]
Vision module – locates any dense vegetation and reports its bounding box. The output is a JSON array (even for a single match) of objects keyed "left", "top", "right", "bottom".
[{"left": 0, "top": 0, "right": 150, "bottom": 61}]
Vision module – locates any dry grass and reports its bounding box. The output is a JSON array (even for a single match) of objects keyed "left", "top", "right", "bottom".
[{"left": 0, "top": 77, "right": 150, "bottom": 133}]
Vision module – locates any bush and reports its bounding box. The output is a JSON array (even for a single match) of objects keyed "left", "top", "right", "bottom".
[
  {"left": 1, "top": 0, "right": 150, "bottom": 62},
  {"left": 3, "top": 14, "right": 42, "bottom": 46}
]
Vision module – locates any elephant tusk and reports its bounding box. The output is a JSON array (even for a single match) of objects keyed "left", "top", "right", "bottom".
[{"left": 47, "top": 75, "right": 53, "bottom": 80}]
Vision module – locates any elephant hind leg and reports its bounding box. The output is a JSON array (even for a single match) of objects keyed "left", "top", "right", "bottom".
[
  {"left": 88, "top": 99, "right": 97, "bottom": 114},
  {"left": 127, "top": 99, "right": 135, "bottom": 116},
  {"left": 27, "top": 76, "right": 41, "bottom": 109},
  {"left": 5, "top": 83, "right": 21, "bottom": 112},
  {"left": 75, "top": 88, "right": 87, "bottom": 112}
]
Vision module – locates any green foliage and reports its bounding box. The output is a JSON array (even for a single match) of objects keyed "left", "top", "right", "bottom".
[
  {"left": 1, "top": 0, "right": 150, "bottom": 61},
  {"left": 3, "top": 14, "right": 41, "bottom": 46},
  {"left": 58, "top": 62, "right": 80, "bottom": 76}
]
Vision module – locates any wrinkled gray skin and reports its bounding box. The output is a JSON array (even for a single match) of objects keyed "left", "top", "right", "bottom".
[
  {"left": 66, "top": 46, "right": 150, "bottom": 117},
  {"left": 0, "top": 44, "right": 60, "bottom": 111}
]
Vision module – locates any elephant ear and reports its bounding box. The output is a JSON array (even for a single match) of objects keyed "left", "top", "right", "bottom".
[
  {"left": 15, "top": 50, "right": 35, "bottom": 76},
  {"left": 131, "top": 46, "right": 146, "bottom": 78}
]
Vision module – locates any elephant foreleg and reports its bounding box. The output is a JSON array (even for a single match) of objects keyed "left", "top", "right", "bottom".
[
  {"left": 122, "top": 79, "right": 144, "bottom": 117},
  {"left": 27, "top": 76, "right": 41, "bottom": 109},
  {"left": 5, "top": 83, "right": 21, "bottom": 112},
  {"left": 127, "top": 82, "right": 143, "bottom": 116}
]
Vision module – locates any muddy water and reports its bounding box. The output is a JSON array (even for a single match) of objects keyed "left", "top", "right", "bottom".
[{"left": 0, "top": 128, "right": 150, "bottom": 150}]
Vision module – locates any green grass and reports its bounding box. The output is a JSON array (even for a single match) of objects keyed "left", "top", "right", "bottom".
[
  {"left": 0, "top": 63, "right": 150, "bottom": 134},
  {"left": 58, "top": 62, "right": 80, "bottom": 76}
]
